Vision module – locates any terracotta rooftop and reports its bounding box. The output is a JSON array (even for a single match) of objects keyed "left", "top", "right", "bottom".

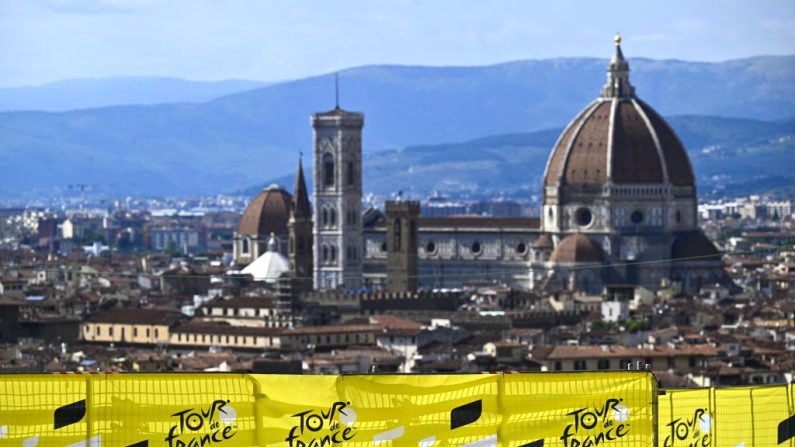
[
  {"left": 532, "top": 344, "right": 717, "bottom": 360},
  {"left": 85, "top": 307, "right": 183, "bottom": 325},
  {"left": 172, "top": 321, "right": 283, "bottom": 336},
  {"left": 549, "top": 233, "right": 604, "bottom": 264}
]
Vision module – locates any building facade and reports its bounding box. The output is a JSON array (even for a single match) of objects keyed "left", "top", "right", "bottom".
[{"left": 312, "top": 108, "right": 365, "bottom": 290}]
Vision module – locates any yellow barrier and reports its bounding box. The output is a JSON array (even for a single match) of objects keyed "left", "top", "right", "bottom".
[
  {"left": 0, "top": 372, "right": 656, "bottom": 447},
  {"left": 659, "top": 384, "right": 795, "bottom": 447}
]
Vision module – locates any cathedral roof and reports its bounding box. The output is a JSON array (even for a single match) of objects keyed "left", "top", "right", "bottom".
[
  {"left": 532, "top": 233, "right": 554, "bottom": 249},
  {"left": 543, "top": 37, "right": 695, "bottom": 188},
  {"left": 550, "top": 233, "right": 604, "bottom": 264},
  {"left": 672, "top": 231, "right": 721, "bottom": 260},
  {"left": 238, "top": 184, "right": 292, "bottom": 237}
]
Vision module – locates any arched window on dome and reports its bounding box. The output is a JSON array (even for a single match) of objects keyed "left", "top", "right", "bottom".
[
  {"left": 323, "top": 153, "right": 335, "bottom": 187},
  {"left": 242, "top": 238, "right": 249, "bottom": 254}
]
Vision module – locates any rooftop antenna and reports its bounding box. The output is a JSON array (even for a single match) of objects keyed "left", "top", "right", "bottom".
[{"left": 335, "top": 72, "right": 340, "bottom": 109}]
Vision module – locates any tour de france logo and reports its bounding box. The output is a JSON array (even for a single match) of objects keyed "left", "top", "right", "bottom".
[
  {"left": 285, "top": 401, "right": 358, "bottom": 447},
  {"left": 560, "top": 398, "right": 631, "bottom": 447},
  {"left": 164, "top": 399, "right": 238, "bottom": 447},
  {"left": 663, "top": 408, "right": 712, "bottom": 447}
]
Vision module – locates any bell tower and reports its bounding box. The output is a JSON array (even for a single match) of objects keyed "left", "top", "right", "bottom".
[{"left": 311, "top": 103, "right": 364, "bottom": 290}]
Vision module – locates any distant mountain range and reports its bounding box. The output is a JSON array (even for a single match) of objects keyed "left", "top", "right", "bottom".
[
  {"left": 0, "top": 77, "right": 270, "bottom": 112},
  {"left": 254, "top": 115, "right": 795, "bottom": 200},
  {"left": 1, "top": 55, "right": 794, "bottom": 198}
]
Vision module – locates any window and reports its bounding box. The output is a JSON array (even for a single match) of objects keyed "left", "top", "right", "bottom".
[
  {"left": 576, "top": 208, "right": 593, "bottom": 226},
  {"left": 393, "top": 219, "right": 401, "bottom": 250},
  {"left": 471, "top": 241, "right": 482, "bottom": 255},
  {"left": 323, "top": 153, "right": 335, "bottom": 186},
  {"left": 554, "top": 361, "right": 562, "bottom": 371},
  {"left": 597, "top": 359, "right": 611, "bottom": 370},
  {"left": 574, "top": 360, "right": 587, "bottom": 371},
  {"left": 146, "top": 328, "right": 150, "bottom": 337},
  {"left": 322, "top": 245, "right": 328, "bottom": 262},
  {"left": 426, "top": 241, "right": 437, "bottom": 254},
  {"left": 516, "top": 242, "right": 527, "bottom": 255},
  {"left": 380, "top": 242, "right": 387, "bottom": 252},
  {"left": 347, "top": 161, "right": 355, "bottom": 185},
  {"left": 242, "top": 238, "right": 249, "bottom": 254},
  {"left": 329, "top": 207, "right": 337, "bottom": 226},
  {"left": 155, "top": 329, "right": 159, "bottom": 338},
  {"left": 630, "top": 210, "right": 644, "bottom": 224},
  {"left": 322, "top": 208, "right": 328, "bottom": 226},
  {"left": 95, "top": 326, "right": 100, "bottom": 336},
  {"left": 109, "top": 327, "right": 114, "bottom": 336},
  {"left": 676, "top": 210, "right": 682, "bottom": 223},
  {"left": 133, "top": 328, "right": 138, "bottom": 337}
]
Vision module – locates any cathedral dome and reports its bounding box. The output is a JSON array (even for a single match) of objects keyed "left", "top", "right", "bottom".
[
  {"left": 543, "top": 39, "right": 695, "bottom": 188},
  {"left": 550, "top": 234, "right": 604, "bottom": 263},
  {"left": 238, "top": 184, "right": 292, "bottom": 237}
]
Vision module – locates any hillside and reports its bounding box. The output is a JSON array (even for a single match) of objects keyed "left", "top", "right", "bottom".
[
  {"left": 250, "top": 116, "right": 795, "bottom": 199},
  {"left": 1, "top": 55, "right": 794, "bottom": 197},
  {"left": 0, "top": 77, "right": 270, "bottom": 112}
]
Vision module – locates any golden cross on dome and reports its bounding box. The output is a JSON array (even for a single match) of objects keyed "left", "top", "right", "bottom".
[{"left": 614, "top": 32, "right": 622, "bottom": 45}]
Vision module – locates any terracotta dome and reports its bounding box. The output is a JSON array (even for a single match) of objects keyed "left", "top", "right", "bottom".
[
  {"left": 532, "top": 233, "right": 554, "bottom": 249},
  {"left": 238, "top": 184, "right": 292, "bottom": 237},
  {"left": 543, "top": 40, "right": 695, "bottom": 188},
  {"left": 550, "top": 234, "right": 604, "bottom": 263}
]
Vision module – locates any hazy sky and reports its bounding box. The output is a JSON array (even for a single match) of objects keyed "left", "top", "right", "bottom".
[{"left": 1, "top": 0, "right": 794, "bottom": 87}]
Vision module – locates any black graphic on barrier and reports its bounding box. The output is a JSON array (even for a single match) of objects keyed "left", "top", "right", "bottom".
[
  {"left": 164, "top": 399, "right": 237, "bottom": 447},
  {"left": 54, "top": 399, "right": 86, "bottom": 430},
  {"left": 779, "top": 414, "right": 795, "bottom": 444},
  {"left": 519, "top": 439, "right": 544, "bottom": 447},
  {"left": 451, "top": 400, "right": 483, "bottom": 430},
  {"left": 560, "top": 398, "right": 630, "bottom": 447},
  {"left": 663, "top": 408, "right": 711, "bottom": 447},
  {"left": 126, "top": 441, "right": 149, "bottom": 447},
  {"left": 285, "top": 401, "right": 357, "bottom": 447}
]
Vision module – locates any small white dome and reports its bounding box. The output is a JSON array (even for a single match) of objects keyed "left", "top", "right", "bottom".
[{"left": 241, "top": 234, "right": 289, "bottom": 283}]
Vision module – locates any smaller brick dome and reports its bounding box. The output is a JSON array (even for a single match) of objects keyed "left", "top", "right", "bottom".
[
  {"left": 550, "top": 234, "right": 604, "bottom": 264},
  {"left": 238, "top": 184, "right": 292, "bottom": 237}
]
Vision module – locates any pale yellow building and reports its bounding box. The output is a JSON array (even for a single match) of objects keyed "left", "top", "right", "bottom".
[
  {"left": 282, "top": 324, "right": 379, "bottom": 350},
  {"left": 170, "top": 321, "right": 283, "bottom": 349},
  {"left": 81, "top": 308, "right": 183, "bottom": 345}
]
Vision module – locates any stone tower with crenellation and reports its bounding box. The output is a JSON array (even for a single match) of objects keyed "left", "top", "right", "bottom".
[{"left": 385, "top": 200, "right": 420, "bottom": 292}]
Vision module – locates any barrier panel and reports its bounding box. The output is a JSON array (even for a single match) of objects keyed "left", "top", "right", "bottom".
[
  {"left": 0, "top": 372, "right": 656, "bottom": 447},
  {"left": 659, "top": 384, "right": 795, "bottom": 447}
]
